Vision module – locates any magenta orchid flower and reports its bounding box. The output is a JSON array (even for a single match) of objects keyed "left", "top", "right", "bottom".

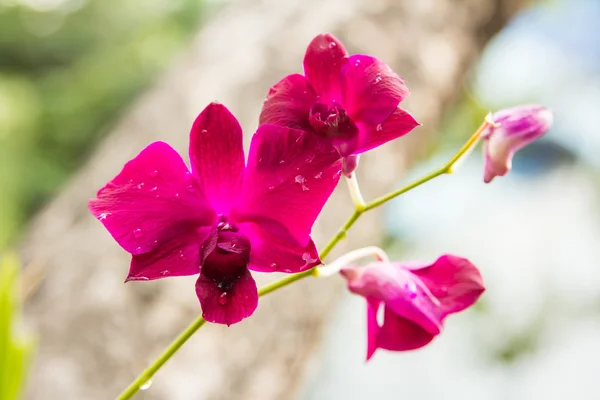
[
  {"left": 259, "top": 33, "right": 420, "bottom": 174},
  {"left": 89, "top": 103, "right": 342, "bottom": 326},
  {"left": 483, "top": 105, "right": 553, "bottom": 183},
  {"left": 340, "top": 255, "right": 484, "bottom": 360}
]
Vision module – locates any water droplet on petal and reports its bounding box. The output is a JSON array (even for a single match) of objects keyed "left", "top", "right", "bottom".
[
  {"left": 328, "top": 41, "right": 337, "bottom": 49},
  {"left": 179, "top": 251, "right": 186, "bottom": 261},
  {"left": 294, "top": 175, "right": 309, "bottom": 191},
  {"left": 374, "top": 73, "right": 382, "bottom": 83},
  {"left": 268, "top": 185, "right": 275, "bottom": 191},
  {"left": 270, "top": 263, "right": 278, "bottom": 270},
  {"left": 136, "top": 183, "right": 145, "bottom": 190},
  {"left": 160, "top": 270, "right": 169, "bottom": 276},
  {"left": 354, "top": 59, "right": 361, "bottom": 67},
  {"left": 305, "top": 154, "right": 315, "bottom": 163},
  {"left": 140, "top": 379, "right": 152, "bottom": 391},
  {"left": 150, "top": 186, "right": 158, "bottom": 192},
  {"left": 333, "top": 170, "right": 342, "bottom": 179},
  {"left": 135, "top": 246, "right": 142, "bottom": 253},
  {"left": 150, "top": 170, "right": 159, "bottom": 178},
  {"left": 174, "top": 193, "right": 180, "bottom": 199},
  {"left": 376, "top": 124, "right": 383, "bottom": 132},
  {"left": 406, "top": 281, "right": 418, "bottom": 299},
  {"left": 133, "top": 228, "right": 143, "bottom": 237},
  {"left": 314, "top": 172, "right": 323, "bottom": 179},
  {"left": 218, "top": 292, "right": 228, "bottom": 306},
  {"left": 98, "top": 212, "right": 111, "bottom": 221},
  {"left": 153, "top": 240, "right": 159, "bottom": 246},
  {"left": 279, "top": 159, "right": 285, "bottom": 164},
  {"left": 186, "top": 185, "right": 195, "bottom": 192},
  {"left": 201, "top": 129, "right": 208, "bottom": 134}
]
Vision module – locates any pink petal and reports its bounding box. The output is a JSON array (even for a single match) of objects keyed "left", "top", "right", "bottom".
[
  {"left": 355, "top": 107, "right": 420, "bottom": 154},
  {"left": 341, "top": 55, "right": 410, "bottom": 125},
  {"left": 89, "top": 141, "right": 214, "bottom": 255},
  {"left": 195, "top": 268, "right": 258, "bottom": 326},
  {"left": 189, "top": 103, "right": 245, "bottom": 214},
  {"left": 303, "top": 33, "right": 348, "bottom": 102},
  {"left": 408, "top": 255, "right": 485, "bottom": 316},
  {"left": 366, "top": 297, "right": 381, "bottom": 360},
  {"left": 232, "top": 125, "right": 342, "bottom": 244},
  {"left": 238, "top": 221, "right": 320, "bottom": 273},
  {"left": 259, "top": 74, "right": 317, "bottom": 131},
  {"left": 377, "top": 306, "right": 435, "bottom": 352},
  {"left": 127, "top": 227, "right": 213, "bottom": 281}
]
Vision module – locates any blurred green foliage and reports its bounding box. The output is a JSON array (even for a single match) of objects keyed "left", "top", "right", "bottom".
[
  {"left": 0, "top": 254, "right": 35, "bottom": 400},
  {"left": 0, "top": 0, "right": 204, "bottom": 249}
]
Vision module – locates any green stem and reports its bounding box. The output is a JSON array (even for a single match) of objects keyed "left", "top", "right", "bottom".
[{"left": 116, "top": 118, "right": 491, "bottom": 399}]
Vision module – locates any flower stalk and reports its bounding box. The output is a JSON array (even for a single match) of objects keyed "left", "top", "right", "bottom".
[{"left": 115, "top": 117, "right": 491, "bottom": 400}]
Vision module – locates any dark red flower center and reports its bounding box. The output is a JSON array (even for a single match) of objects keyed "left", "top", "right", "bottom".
[
  {"left": 200, "top": 215, "right": 251, "bottom": 306},
  {"left": 309, "top": 102, "right": 358, "bottom": 138},
  {"left": 308, "top": 102, "right": 359, "bottom": 157}
]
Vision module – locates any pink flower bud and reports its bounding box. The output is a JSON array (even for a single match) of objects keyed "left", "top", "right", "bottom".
[{"left": 483, "top": 105, "right": 553, "bottom": 183}]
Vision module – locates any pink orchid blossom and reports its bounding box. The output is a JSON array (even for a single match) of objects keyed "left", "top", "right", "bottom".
[
  {"left": 89, "top": 103, "right": 342, "bottom": 326},
  {"left": 259, "top": 33, "right": 420, "bottom": 174},
  {"left": 340, "top": 255, "right": 485, "bottom": 360},
  {"left": 483, "top": 105, "right": 553, "bottom": 183}
]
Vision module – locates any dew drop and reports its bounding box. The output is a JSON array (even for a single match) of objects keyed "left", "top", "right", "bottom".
[
  {"left": 314, "top": 172, "right": 323, "bottom": 179},
  {"left": 174, "top": 193, "right": 180, "bottom": 199},
  {"left": 150, "top": 170, "right": 159, "bottom": 178},
  {"left": 295, "top": 135, "right": 302, "bottom": 143},
  {"left": 268, "top": 185, "right": 275, "bottom": 191},
  {"left": 328, "top": 41, "right": 337, "bottom": 49},
  {"left": 218, "top": 292, "right": 228, "bottom": 306},
  {"left": 354, "top": 59, "right": 361, "bottom": 67},
  {"left": 150, "top": 186, "right": 158, "bottom": 192},
  {"left": 279, "top": 159, "right": 285, "bottom": 164},
  {"left": 135, "top": 246, "right": 143, "bottom": 253},
  {"left": 160, "top": 270, "right": 169, "bottom": 276},
  {"left": 305, "top": 154, "right": 315, "bottom": 163},
  {"left": 270, "top": 263, "right": 278, "bottom": 270},
  {"left": 406, "top": 281, "right": 418, "bottom": 299},
  {"left": 98, "top": 212, "right": 111, "bottom": 221},
  {"left": 374, "top": 73, "right": 382, "bottom": 83},
  {"left": 333, "top": 170, "right": 342, "bottom": 179},
  {"left": 376, "top": 124, "right": 383, "bottom": 132},
  {"left": 294, "top": 175, "right": 309, "bottom": 191},
  {"left": 153, "top": 240, "right": 159, "bottom": 246},
  {"left": 201, "top": 129, "right": 208, "bottom": 134},
  {"left": 136, "top": 183, "right": 145, "bottom": 190},
  {"left": 258, "top": 157, "right": 263, "bottom": 164},
  {"left": 179, "top": 251, "right": 186, "bottom": 261},
  {"left": 186, "top": 185, "right": 195, "bottom": 192},
  {"left": 301, "top": 252, "right": 318, "bottom": 268},
  {"left": 133, "top": 228, "right": 143, "bottom": 237},
  {"left": 140, "top": 379, "right": 152, "bottom": 391}
]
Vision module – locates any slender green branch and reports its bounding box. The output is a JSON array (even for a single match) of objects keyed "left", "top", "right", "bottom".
[{"left": 116, "top": 117, "right": 492, "bottom": 399}]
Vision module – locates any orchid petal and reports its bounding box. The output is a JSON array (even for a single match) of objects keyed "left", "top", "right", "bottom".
[
  {"left": 189, "top": 103, "right": 245, "bottom": 213},
  {"left": 341, "top": 55, "right": 409, "bottom": 125},
  {"left": 366, "top": 297, "right": 381, "bottom": 360},
  {"left": 238, "top": 221, "right": 320, "bottom": 273},
  {"left": 407, "top": 255, "right": 485, "bottom": 316},
  {"left": 89, "top": 141, "right": 214, "bottom": 255},
  {"left": 303, "top": 33, "right": 348, "bottom": 102},
  {"left": 259, "top": 74, "right": 317, "bottom": 131},
  {"left": 195, "top": 268, "right": 258, "bottom": 326},
  {"left": 233, "top": 125, "right": 342, "bottom": 244},
  {"left": 127, "top": 227, "right": 213, "bottom": 281},
  {"left": 355, "top": 107, "right": 420, "bottom": 154},
  {"left": 377, "top": 306, "right": 435, "bottom": 351}
]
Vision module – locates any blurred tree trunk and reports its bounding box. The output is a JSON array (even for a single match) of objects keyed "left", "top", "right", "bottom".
[{"left": 21, "top": 0, "right": 526, "bottom": 399}]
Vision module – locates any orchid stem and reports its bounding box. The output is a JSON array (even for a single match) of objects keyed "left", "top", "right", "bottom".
[{"left": 116, "top": 117, "right": 492, "bottom": 399}]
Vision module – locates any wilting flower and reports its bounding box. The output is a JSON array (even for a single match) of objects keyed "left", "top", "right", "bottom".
[
  {"left": 483, "top": 105, "right": 553, "bottom": 183},
  {"left": 89, "top": 103, "right": 342, "bottom": 325},
  {"left": 340, "top": 255, "right": 484, "bottom": 360},
  {"left": 259, "top": 33, "right": 419, "bottom": 174}
]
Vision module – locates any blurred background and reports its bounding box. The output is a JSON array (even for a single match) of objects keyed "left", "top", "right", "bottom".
[{"left": 1, "top": 0, "right": 599, "bottom": 399}]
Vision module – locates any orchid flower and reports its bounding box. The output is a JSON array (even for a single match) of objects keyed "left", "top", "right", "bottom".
[
  {"left": 89, "top": 103, "right": 342, "bottom": 325},
  {"left": 340, "top": 255, "right": 484, "bottom": 359},
  {"left": 483, "top": 105, "right": 553, "bottom": 183},
  {"left": 259, "top": 33, "right": 420, "bottom": 174}
]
